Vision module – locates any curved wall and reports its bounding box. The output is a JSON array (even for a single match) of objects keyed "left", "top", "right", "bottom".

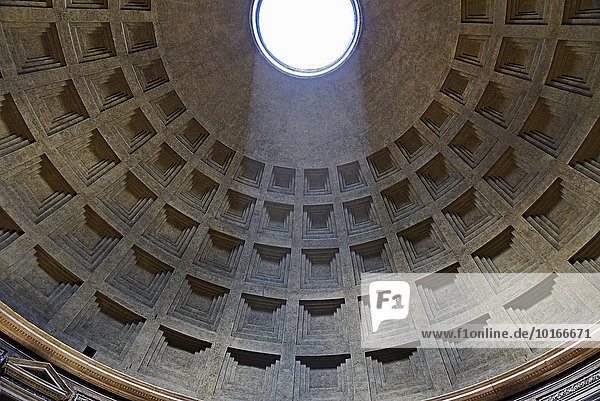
[{"left": 0, "top": 0, "right": 599, "bottom": 400}]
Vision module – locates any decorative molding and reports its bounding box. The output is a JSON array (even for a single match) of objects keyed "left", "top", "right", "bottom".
[
  {"left": 539, "top": 370, "right": 600, "bottom": 401},
  {"left": 0, "top": 302, "right": 198, "bottom": 401},
  {"left": 1, "top": 357, "right": 72, "bottom": 401},
  {"left": 1, "top": 301, "right": 597, "bottom": 401}
]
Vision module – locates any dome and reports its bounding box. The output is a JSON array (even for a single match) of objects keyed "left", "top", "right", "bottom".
[{"left": 0, "top": 0, "right": 599, "bottom": 400}]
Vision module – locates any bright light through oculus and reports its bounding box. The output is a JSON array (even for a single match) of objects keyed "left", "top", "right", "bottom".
[{"left": 252, "top": 0, "right": 361, "bottom": 77}]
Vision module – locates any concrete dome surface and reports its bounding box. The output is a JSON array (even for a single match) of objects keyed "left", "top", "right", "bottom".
[{"left": 0, "top": 0, "right": 599, "bottom": 400}]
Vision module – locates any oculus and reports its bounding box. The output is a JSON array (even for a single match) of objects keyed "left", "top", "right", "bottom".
[{"left": 251, "top": 0, "right": 361, "bottom": 77}]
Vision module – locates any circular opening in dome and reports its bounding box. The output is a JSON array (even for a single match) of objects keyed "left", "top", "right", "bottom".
[{"left": 251, "top": 0, "right": 361, "bottom": 78}]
